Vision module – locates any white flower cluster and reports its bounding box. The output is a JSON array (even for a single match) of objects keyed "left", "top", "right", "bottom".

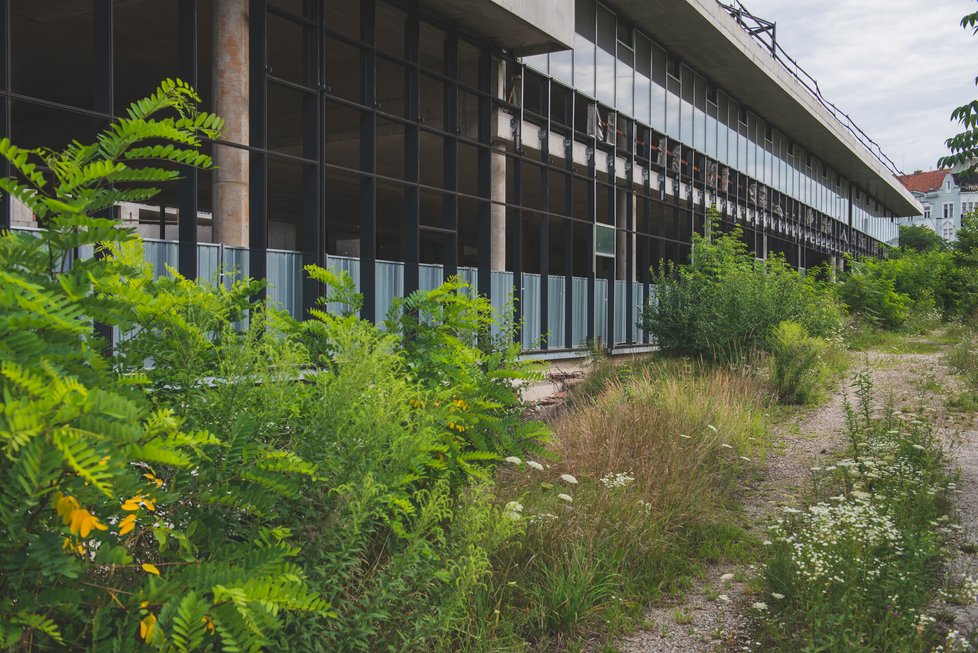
[
  {"left": 504, "top": 501, "right": 524, "bottom": 521},
  {"left": 770, "top": 498, "right": 901, "bottom": 589},
  {"left": 931, "top": 628, "right": 972, "bottom": 653},
  {"left": 600, "top": 471, "right": 635, "bottom": 490}
]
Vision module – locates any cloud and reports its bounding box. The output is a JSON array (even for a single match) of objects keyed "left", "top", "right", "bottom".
[{"left": 743, "top": 0, "right": 977, "bottom": 172}]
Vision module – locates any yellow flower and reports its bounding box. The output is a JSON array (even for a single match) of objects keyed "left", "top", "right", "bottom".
[
  {"left": 98, "top": 456, "right": 110, "bottom": 466},
  {"left": 121, "top": 495, "right": 142, "bottom": 511},
  {"left": 141, "top": 563, "right": 161, "bottom": 576},
  {"left": 118, "top": 514, "right": 137, "bottom": 536},
  {"left": 140, "top": 601, "right": 149, "bottom": 608},
  {"left": 139, "top": 613, "right": 157, "bottom": 642},
  {"left": 143, "top": 472, "right": 164, "bottom": 489},
  {"left": 62, "top": 537, "right": 84, "bottom": 556},
  {"left": 68, "top": 508, "right": 107, "bottom": 538},
  {"left": 201, "top": 615, "right": 215, "bottom": 634},
  {"left": 122, "top": 494, "right": 156, "bottom": 512},
  {"left": 55, "top": 494, "right": 80, "bottom": 525}
]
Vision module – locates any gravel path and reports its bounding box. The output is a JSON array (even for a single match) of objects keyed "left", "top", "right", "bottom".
[{"left": 618, "top": 342, "right": 974, "bottom": 653}]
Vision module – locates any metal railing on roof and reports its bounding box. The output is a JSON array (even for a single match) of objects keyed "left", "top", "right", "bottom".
[{"left": 717, "top": 0, "right": 905, "bottom": 178}]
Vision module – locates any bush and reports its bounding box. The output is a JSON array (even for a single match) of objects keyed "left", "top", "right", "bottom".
[
  {"left": 768, "top": 321, "right": 827, "bottom": 405},
  {"left": 641, "top": 211, "right": 844, "bottom": 362},
  {"left": 0, "top": 81, "right": 547, "bottom": 652}
]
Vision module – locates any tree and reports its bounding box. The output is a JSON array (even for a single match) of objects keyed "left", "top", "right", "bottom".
[
  {"left": 938, "top": 6, "right": 978, "bottom": 173},
  {"left": 898, "top": 224, "right": 945, "bottom": 252}
]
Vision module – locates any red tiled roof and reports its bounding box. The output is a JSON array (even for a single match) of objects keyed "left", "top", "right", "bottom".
[{"left": 897, "top": 169, "right": 949, "bottom": 194}]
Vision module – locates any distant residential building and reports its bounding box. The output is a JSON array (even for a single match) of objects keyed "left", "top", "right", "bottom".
[{"left": 896, "top": 169, "right": 978, "bottom": 242}]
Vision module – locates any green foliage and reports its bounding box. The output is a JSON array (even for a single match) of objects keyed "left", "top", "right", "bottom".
[
  {"left": 0, "top": 80, "right": 332, "bottom": 652},
  {"left": 759, "top": 374, "right": 955, "bottom": 652},
  {"left": 641, "top": 209, "right": 844, "bottom": 362},
  {"left": 0, "top": 80, "right": 547, "bottom": 652},
  {"left": 898, "top": 224, "right": 945, "bottom": 252},
  {"left": 768, "top": 321, "right": 828, "bottom": 405},
  {"left": 938, "top": 5, "right": 978, "bottom": 174},
  {"left": 836, "top": 258, "right": 914, "bottom": 330}
]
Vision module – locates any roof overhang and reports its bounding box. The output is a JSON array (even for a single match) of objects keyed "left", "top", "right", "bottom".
[
  {"left": 422, "top": 0, "right": 574, "bottom": 57},
  {"left": 614, "top": 0, "right": 921, "bottom": 217}
]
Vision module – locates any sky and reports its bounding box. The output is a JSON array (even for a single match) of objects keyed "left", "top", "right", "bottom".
[{"left": 742, "top": 0, "right": 977, "bottom": 175}]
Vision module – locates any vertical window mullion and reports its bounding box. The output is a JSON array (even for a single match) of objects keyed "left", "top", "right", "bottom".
[
  {"left": 178, "top": 0, "right": 198, "bottom": 279},
  {"left": 0, "top": 0, "right": 9, "bottom": 231},
  {"left": 301, "top": 0, "right": 323, "bottom": 316},
  {"left": 476, "top": 49, "right": 492, "bottom": 301},
  {"left": 442, "top": 32, "right": 458, "bottom": 279},
  {"left": 538, "top": 72, "right": 550, "bottom": 348},
  {"left": 403, "top": 8, "right": 420, "bottom": 295},
  {"left": 249, "top": 0, "right": 268, "bottom": 296},
  {"left": 359, "top": 0, "right": 377, "bottom": 320}
]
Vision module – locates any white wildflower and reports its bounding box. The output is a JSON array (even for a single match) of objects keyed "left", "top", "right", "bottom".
[
  {"left": 560, "top": 473, "right": 578, "bottom": 485},
  {"left": 600, "top": 472, "right": 635, "bottom": 489},
  {"left": 707, "top": 424, "right": 719, "bottom": 433},
  {"left": 504, "top": 456, "right": 522, "bottom": 465},
  {"left": 526, "top": 460, "right": 544, "bottom": 471},
  {"left": 751, "top": 602, "right": 767, "bottom": 611},
  {"left": 718, "top": 594, "right": 730, "bottom": 603},
  {"left": 720, "top": 573, "right": 734, "bottom": 581},
  {"left": 557, "top": 493, "right": 573, "bottom": 503},
  {"left": 721, "top": 443, "right": 734, "bottom": 450},
  {"left": 772, "top": 593, "right": 785, "bottom": 600}
]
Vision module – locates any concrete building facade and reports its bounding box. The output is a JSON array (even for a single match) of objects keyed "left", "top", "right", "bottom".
[
  {"left": 896, "top": 169, "right": 978, "bottom": 243},
  {"left": 2, "top": 0, "right": 919, "bottom": 352}
]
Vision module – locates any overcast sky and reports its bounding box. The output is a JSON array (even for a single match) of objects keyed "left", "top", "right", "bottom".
[{"left": 742, "top": 0, "right": 976, "bottom": 174}]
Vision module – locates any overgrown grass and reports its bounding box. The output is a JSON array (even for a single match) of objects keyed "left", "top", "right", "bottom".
[
  {"left": 756, "top": 373, "right": 957, "bottom": 652},
  {"left": 846, "top": 322, "right": 945, "bottom": 353},
  {"left": 460, "top": 363, "right": 769, "bottom": 650}
]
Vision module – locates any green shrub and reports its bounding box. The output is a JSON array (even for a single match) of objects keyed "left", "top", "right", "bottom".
[
  {"left": 641, "top": 210, "right": 844, "bottom": 362},
  {"left": 0, "top": 80, "right": 547, "bottom": 652},
  {"left": 0, "top": 80, "right": 329, "bottom": 651},
  {"left": 768, "top": 321, "right": 827, "bottom": 405}
]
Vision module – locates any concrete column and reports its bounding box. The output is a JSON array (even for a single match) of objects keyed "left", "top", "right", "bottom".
[
  {"left": 829, "top": 255, "right": 838, "bottom": 282},
  {"left": 491, "top": 149, "right": 506, "bottom": 270},
  {"left": 212, "top": 0, "right": 249, "bottom": 247}
]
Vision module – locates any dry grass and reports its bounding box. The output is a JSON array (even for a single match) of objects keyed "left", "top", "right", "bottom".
[{"left": 470, "top": 362, "right": 771, "bottom": 651}]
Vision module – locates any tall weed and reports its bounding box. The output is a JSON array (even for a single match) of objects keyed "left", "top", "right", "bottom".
[{"left": 462, "top": 363, "right": 769, "bottom": 650}]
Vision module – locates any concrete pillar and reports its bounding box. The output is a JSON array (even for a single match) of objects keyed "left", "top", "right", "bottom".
[
  {"left": 762, "top": 232, "right": 768, "bottom": 260},
  {"left": 491, "top": 149, "right": 506, "bottom": 270},
  {"left": 829, "top": 255, "right": 838, "bottom": 282},
  {"left": 212, "top": 0, "right": 249, "bottom": 247}
]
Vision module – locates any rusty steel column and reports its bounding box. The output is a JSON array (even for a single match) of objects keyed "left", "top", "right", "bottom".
[{"left": 213, "top": 0, "right": 249, "bottom": 247}]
